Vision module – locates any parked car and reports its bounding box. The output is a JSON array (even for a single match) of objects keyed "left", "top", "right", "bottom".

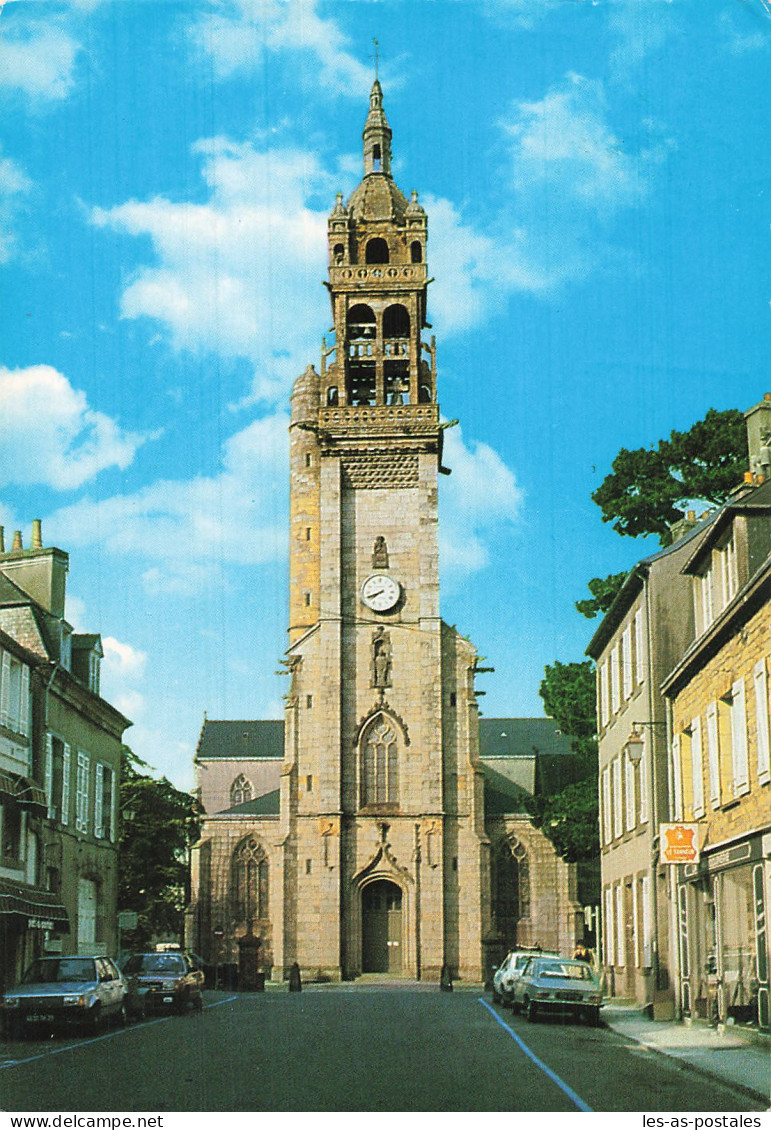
[
  {"left": 0, "top": 955, "right": 126, "bottom": 1037},
  {"left": 492, "top": 948, "right": 559, "bottom": 1006},
  {"left": 121, "top": 951, "right": 204, "bottom": 1016},
  {"left": 511, "top": 956, "right": 603, "bottom": 1025}
]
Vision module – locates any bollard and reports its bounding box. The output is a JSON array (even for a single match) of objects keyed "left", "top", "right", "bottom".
[
  {"left": 289, "top": 961, "right": 302, "bottom": 992},
  {"left": 439, "top": 963, "right": 453, "bottom": 992}
]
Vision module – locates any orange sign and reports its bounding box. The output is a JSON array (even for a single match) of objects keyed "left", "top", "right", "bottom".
[{"left": 659, "top": 823, "right": 700, "bottom": 864}]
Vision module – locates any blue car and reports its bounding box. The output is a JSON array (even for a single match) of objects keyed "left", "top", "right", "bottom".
[{"left": 1, "top": 955, "right": 127, "bottom": 1037}]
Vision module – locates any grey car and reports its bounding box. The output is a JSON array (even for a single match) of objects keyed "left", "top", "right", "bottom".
[
  {"left": 0, "top": 955, "right": 126, "bottom": 1037},
  {"left": 121, "top": 952, "right": 204, "bottom": 1015},
  {"left": 511, "top": 956, "right": 603, "bottom": 1025}
]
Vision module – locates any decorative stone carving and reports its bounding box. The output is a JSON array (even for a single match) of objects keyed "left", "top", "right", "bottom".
[
  {"left": 371, "top": 626, "right": 392, "bottom": 688},
  {"left": 372, "top": 536, "right": 389, "bottom": 569}
]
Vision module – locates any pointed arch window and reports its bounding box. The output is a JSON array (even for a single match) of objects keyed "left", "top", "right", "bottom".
[
  {"left": 230, "top": 774, "right": 253, "bottom": 807},
  {"left": 491, "top": 838, "right": 530, "bottom": 940},
  {"left": 231, "top": 836, "right": 268, "bottom": 923},
  {"left": 360, "top": 715, "right": 399, "bottom": 807}
]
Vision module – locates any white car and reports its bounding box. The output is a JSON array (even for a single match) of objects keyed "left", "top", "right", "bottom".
[
  {"left": 492, "top": 948, "right": 559, "bottom": 1006},
  {"left": 511, "top": 955, "right": 603, "bottom": 1025}
]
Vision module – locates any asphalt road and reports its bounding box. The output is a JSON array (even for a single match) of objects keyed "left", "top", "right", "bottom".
[{"left": 0, "top": 988, "right": 764, "bottom": 1113}]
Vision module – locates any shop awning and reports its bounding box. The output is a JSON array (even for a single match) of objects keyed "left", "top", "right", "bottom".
[
  {"left": 0, "top": 878, "right": 69, "bottom": 929},
  {"left": 0, "top": 769, "right": 47, "bottom": 813}
]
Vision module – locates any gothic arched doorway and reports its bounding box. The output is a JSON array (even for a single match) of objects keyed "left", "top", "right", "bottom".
[{"left": 362, "top": 879, "right": 402, "bottom": 973}]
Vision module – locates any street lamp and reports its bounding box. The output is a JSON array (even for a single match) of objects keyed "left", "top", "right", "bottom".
[{"left": 624, "top": 730, "right": 645, "bottom": 764}]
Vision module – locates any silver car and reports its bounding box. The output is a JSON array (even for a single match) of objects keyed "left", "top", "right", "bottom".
[
  {"left": 492, "top": 948, "right": 559, "bottom": 1006},
  {"left": 511, "top": 956, "right": 603, "bottom": 1025},
  {"left": 0, "top": 955, "right": 127, "bottom": 1037}
]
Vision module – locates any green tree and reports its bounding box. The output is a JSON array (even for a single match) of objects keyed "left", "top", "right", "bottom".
[
  {"left": 575, "top": 571, "right": 628, "bottom": 620},
  {"left": 526, "top": 659, "right": 599, "bottom": 863},
  {"left": 591, "top": 407, "right": 746, "bottom": 545},
  {"left": 118, "top": 747, "right": 201, "bottom": 951}
]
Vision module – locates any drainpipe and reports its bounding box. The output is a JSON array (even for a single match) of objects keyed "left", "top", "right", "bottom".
[{"left": 414, "top": 822, "right": 421, "bottom": 981}]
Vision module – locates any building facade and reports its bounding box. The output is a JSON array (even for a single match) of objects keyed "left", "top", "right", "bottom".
[
  {"left": 662, "top": 469, "right": 771, "bottom": 1031},
  {"left": 0, "top": 523, "right": 130, "bottom": 988},
  {"left": 187, "top": 85, "right": 584, "bottom": 984}
]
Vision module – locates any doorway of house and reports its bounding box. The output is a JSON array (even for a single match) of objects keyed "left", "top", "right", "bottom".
[{"left": 362, "top": 880, "right": 402, "bottom": 973}]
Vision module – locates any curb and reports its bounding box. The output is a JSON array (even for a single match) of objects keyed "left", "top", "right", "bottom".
[{"left": 606, "top": 1021, "right": 770, "bottom": 1107}]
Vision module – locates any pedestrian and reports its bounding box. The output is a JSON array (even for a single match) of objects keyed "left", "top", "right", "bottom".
[{"left": 289, "top": 961, "right": 302, "bottom": 992}]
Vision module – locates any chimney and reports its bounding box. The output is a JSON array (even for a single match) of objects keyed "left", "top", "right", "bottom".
[
  {"left": 0, "top": 521, "right": 68, "bottom": 618},
  {"left": 669, "top": 509, "right": 700, "bottom": 545},
  {"left": 745, "top": 393, "right": 771, "bottom": 482}
]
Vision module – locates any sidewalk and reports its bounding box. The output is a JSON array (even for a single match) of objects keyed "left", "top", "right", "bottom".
[{"left": 603, "top": 1002, "right": 771, "bottom": 1106}]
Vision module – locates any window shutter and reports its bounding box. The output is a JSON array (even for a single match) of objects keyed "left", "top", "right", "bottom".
[
  {"left": 625, "top": 752, "right": 636, "bottom": 831},
  {"left": 94, "top": 764, "right": 104, "bottom": 839},
  {"left": 691, "top": 716, "right": 704, "bottom": 817},
  {"left": 612, "top": 758, "right": 622, "bottom": 839},
  {"left": 600, "top": 661, "right": 610, "bottom": 726},
  {"left": 45, "top": 734, "right": 54, "bottom": 818},
  {"left": 602, "top": 768, "right": 611, "bottom": 844},
  {"left": 706, "top": 702, "right": 720, "bottom": 807},
  {"left": 19, "top": 665, "right": 30, "bottom": 736},
  {"left": 642, "top": 874, "right": 652, "bottom": 966},
  {"left": 0, "top": 651, "right": 10, "bottom": 726},
  {"left": 61, "top": 744, "right": 71, "bottom": 826},
  {"left": 671, "top": 734, "right": 683, "bottom": 820},
  {"left": 611, "top": 646, "right": 621, "bottom": 714},
  {"left": 638, "top": 751, "right": 649, "bottom": 823},
  {"left": 615, "top": 884, "right": 625, "bottom": 967},
  {"left": 731, "top": 679, "right": 749, "bottom": 796},
  {"left": 622, "top": 627, "right": 632, "bottom": 700},
  {"left": 634, "top": 609, "right": 644, "bottom": 684},
  {"left": 753, "top": 660, "right": 770, "bottom": 784}
]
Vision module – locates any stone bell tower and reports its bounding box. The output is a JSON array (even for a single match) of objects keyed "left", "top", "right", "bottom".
[{"left": 278, "top": 81, "right": 488, "bottom": 983}]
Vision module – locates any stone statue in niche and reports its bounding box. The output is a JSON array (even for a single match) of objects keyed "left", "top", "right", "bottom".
[
  {"left": 371, "top": 626, "right": 392, "bottom": 689},
  {"left": 372, "top": 536, "right": 389, "bottom": 569}
]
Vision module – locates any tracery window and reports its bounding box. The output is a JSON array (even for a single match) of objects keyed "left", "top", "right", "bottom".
[
  {"left": 231, "top": 836, "right": 268, "bottom": 923},
  {"left": 230, "top": 774, "right": 253, "bottom": 806},
  {"left": 360, "top": 715, "right": 399, "bottom": 806},
  {"left": 491, "top": 838, "right": 530, "bottom": 939}
]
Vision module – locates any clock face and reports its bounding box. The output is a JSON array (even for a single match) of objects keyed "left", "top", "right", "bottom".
[{"left": 361, "top": 574, "right": 400, "bottom": 612}]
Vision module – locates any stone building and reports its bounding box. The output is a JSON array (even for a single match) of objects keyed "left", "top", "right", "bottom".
[
  {"left": 0, "top": 523, "right": 130, "bottom": 988},
  {"left": 187, "top": 83, "right": 583, "bottom": 984},
  {"left": 661, "top": 457, "right": 771, "bottom": 1030}
]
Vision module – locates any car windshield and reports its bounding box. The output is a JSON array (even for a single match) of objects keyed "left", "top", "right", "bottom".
[
  {"left": 123, "top": 954, "right": 185, "bottom": 975},
  {"left": 22, "top": 958, "right": 96, "bottom": 984},
  {"left": 536, "top": 961, "right": 594, "bottom": 981}
]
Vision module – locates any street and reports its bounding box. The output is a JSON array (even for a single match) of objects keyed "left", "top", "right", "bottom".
[{"left": 0, "top": 988, "right": 764, "bottom": 1113}]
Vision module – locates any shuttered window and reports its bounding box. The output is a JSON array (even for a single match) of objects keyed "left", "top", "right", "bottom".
[
  {"left": 730, "top": 678, "right": 749, "bottom": 797},
  {"left": 706, "top": 702, "right": 720, "bottom": 808},
  {"left": 691, "top": 715, "right": 704, "bottom": 818},
  {"left": 753, "top": 659, "right": 770, "bottom": 784}
]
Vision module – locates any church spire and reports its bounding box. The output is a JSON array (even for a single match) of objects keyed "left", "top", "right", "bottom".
[{"left": 363, "top": 79, "right": 392, "bottom": 177}]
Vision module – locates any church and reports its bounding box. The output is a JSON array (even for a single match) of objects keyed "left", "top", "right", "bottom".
[{"left": 186, "top": 82, "right": 584, "bottom": 984}]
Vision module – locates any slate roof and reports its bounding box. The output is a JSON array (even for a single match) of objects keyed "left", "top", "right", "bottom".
[
  {"left": 220, "top": 789, "right": 281, "bottom": 817},
  {"left": 478, "top": 718, "right": 574, "bottom": 759},
  {"left": 195, "top": 719, "right": 284, "bottom": 761}
]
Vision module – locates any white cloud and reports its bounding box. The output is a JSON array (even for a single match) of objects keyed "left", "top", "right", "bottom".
[
  {"left": 0, "top": 18, "right": 80, "bottom": 101},
  {"left": 0, "top": 146, "right": 31, "bottom": 263},
  {"left": 46, "top": 411, "right": 290, "bottom": 594},
  {"left": 439, "top": 424, "right": 523, "bottom": 581},
  {"left": 102, "top": 636, "right": 147, "bottom": 680},
  {"left": 0, "top": 364, "right": 146, "bottom": 489},
  {"left": 718, "top": 9, "right": 770, "bottom": 54},
  {"left": 189, "top": 0, "right": 371, "bottom": 94},
  {"left": 92, "top": 143, "right": 334, "bottom": 402},
  {"left": 609, "top": 0, "right": 677, "bottom": 78}
]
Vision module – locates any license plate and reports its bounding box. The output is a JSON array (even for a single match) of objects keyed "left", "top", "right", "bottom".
[
  {"left": 28, "top": 1014, "right": 55, "bottom": 1022},
  {"left": 162, "top": 996, "right": 173, "bottom": 1003}
]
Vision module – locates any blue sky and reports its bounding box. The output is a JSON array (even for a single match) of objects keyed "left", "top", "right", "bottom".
[{"left": 1, "top": 0, "right": 768, "bottom": 789}]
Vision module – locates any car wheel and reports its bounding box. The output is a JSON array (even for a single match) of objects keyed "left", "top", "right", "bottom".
[
  {"left": 175, "top": 995, "right": 188, "bottom": 1016},
  {"left": 526, "top": 998, "right": 538, "bottom": 1023},
  {"left": 194, "top": 992, "right": 203, "bottom": 1013},
  {"left": 585, "top": 1007, "right": 600, "bottom": 1027},
  {"left": 510, "top": 999, "right": 521, "bottom": 1015},
  {"left": 116, "top": 1003, "right": 127, "bottom": 1028},
  {"left": 492, "top": 985, "right": 501, "bottom": 1004},
  {"left": 89, "top": 1005, "right": 103, "bottom": 1035}
]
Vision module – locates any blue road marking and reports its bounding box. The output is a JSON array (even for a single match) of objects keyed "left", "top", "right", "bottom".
[{"left": 478, "top": 997, "right": 594, "bottom": 1112}]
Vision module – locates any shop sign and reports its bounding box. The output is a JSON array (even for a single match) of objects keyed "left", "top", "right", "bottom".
[
  {"left": 660, "top": 823, "right": 700, "bottom": 864},
  {"left": 28, "top": 917, "right": 55, "bottom": 930},
  {"left": 118, "top": 910, "right": 138, "bottom": 930}
]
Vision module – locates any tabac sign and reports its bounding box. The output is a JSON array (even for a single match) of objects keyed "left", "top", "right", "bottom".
[{"left": 659, "top": 823, "right": 700, "bottom": 865}]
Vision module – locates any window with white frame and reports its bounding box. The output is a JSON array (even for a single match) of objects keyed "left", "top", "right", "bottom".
[
  {"left": 604, "top": 886, "right": 614, "bottom": 967},
  {"left": 753, "top": 658, "right": 770, "bottom": 785},
  {"left": 632, "top": 878, "right": 640, "bottom": 967},
  {"left": 612, "top": 757, "right": 622, "bottom": 839},
  {"left": 75, "top": 752, "right": 90, "bottom": 834},
  {"left": 641, "top": 874, "right": 652, "bottom": 966},
  {"left": 93, "top": 764, "right": 114, "bottom": 840},
  {"left": 610, "top": 645, "right": 621, "bottom": 715},
  {"left": 0, "top": 651, "right": 29, "bottom": 736},
  {"left": 624, "top": 750, "right": 636, "bottom": 831}
]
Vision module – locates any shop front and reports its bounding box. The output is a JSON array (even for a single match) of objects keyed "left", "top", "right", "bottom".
[
  {"left": 678, "top": 832, "right": 770, "bottom": 1030},
  {"left": 0, "top": 878, "right": 70, "bottom": 990}
]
